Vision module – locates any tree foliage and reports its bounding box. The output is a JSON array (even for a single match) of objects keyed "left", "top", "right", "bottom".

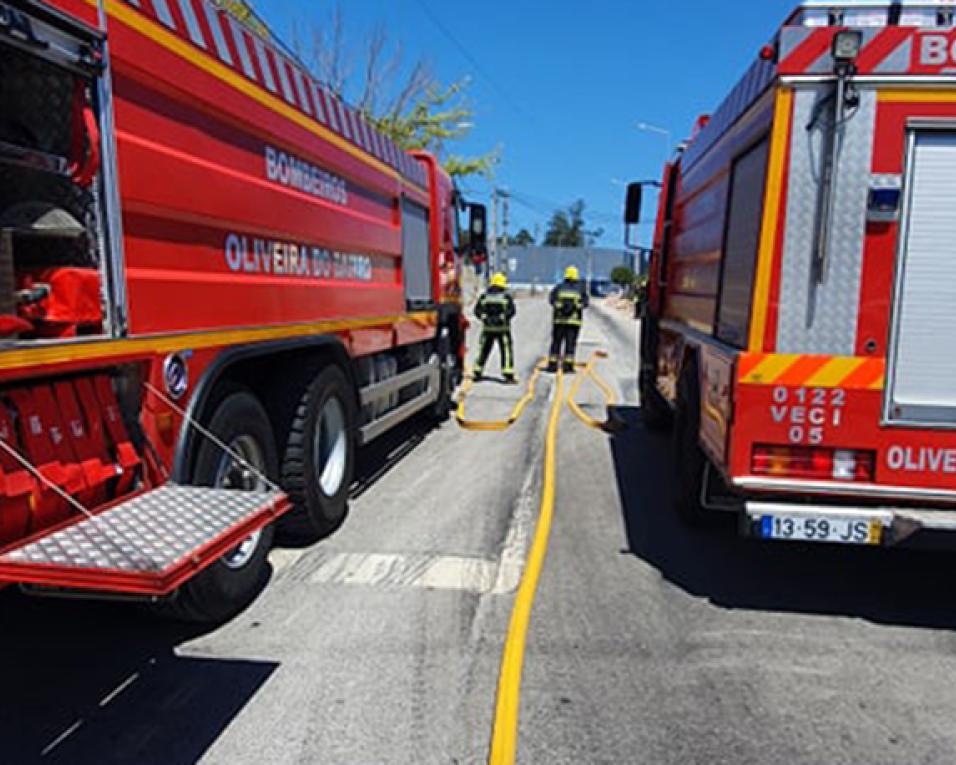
[
  {"left": 292, "top": 3, "right": 496, "bottom": 178},
  {"left": 610, "top": 265, "right": 637, "bottom": 288},
  {"left": 544, "top": 200, "right": 589, "bottom": 247},
  {"left": 511, "top": 228, "right": 535, "bottom": 247}
]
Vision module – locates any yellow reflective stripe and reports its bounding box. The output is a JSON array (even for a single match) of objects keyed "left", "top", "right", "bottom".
[
  {"left": 0, "top": 312, "right": 436, "bottom": 372},
  {"left": 879, "top": 90, "right": 956, "bottom": 103},
  {"left": 741, "top": 354, "right": 801, "bottom": 384},
  {"left": 749, "top": 87, "right": 793, "bottom": 351},
  {"left": 805, "top": 357, "right": 865, "bottom": 388}
]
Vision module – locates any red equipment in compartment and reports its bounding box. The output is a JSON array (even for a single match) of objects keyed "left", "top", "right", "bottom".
[
  {"left": 87, "top": 375, "right": 141, "bottom": 494},
  {"left": 53, "top": 380, "right": 120, "bottom": 503},
  {"left": 1, "top": 376, "right": 142, "bottom": 534},
  {"left": 17, "top": 268, "right": 104, "bottom": 338},
  {"left": 0, "top": 406, "right": 34, "bottom": 546},
  {"left": 8, "top": 387, "right": 86, "bottom": 529}
]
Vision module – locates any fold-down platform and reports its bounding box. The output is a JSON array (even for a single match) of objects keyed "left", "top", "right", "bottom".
[{"left": 0, "top": 485, "right": 291, "bottom": 596}]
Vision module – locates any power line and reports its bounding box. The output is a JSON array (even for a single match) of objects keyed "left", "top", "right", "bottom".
[
  {"left": 413, "top": 0, "right": 536, "bottom": 124},
  {"left": 507, "top": 189, "right": 625, "bottom": 226}
]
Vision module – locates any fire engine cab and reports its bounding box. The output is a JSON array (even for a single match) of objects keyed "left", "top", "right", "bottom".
[
  {"left": 0, "top": 0, "right": 485, "bottom": 621},
  {"left": 627, "top": 1, "right": 956, "bottom": 547}
]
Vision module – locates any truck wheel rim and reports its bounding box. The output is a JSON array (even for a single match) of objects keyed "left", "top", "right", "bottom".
[
  {"left": 315, "top": 396, "right": 348, "bottom": 496},
  {"left": 215, "top": 434, "right": 266, "bottom": 570}
]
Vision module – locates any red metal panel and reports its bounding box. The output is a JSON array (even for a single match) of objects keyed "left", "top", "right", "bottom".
[{"left": 733, "top": 382, "right": 956, "bottom": 494}]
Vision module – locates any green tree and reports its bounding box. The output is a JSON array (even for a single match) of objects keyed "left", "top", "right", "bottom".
[
  {"left": 511, "top": 228, "right": 535, "bottom": 247},
  {"left": 294, "top": 4, "right": 497, "bottom": 178},
  {"left": 610, "top": 265, "right": 637, "bottom": 289},
  {"left": 544, "top": 200, "right": 587, "bottom": 247}
]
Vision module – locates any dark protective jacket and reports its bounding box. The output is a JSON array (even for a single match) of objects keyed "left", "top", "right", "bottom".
[
  {"left": 475, "top": 286, "right": 516, "bottom": 333},
  {"left": 549, "top": 280, "right": 589, "bottom": 326}
]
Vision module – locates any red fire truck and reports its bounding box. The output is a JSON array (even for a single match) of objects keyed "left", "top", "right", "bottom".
[
  {"left": 627, "top": 1, "right": 956, "bottom": 548},
  {"left": 0, "top": 0, "right": 485, "bottom": 621}
]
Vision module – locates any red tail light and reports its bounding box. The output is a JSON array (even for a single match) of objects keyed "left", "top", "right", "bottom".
[{"left": 752, "top": 445, "right": 875, "bottom": 482}]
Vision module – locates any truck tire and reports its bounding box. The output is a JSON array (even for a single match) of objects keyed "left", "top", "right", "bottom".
[
  {"left": 431, "top": 331, "right": 454, "bottom": 422},
  {"left": 672, "top": 356, "right": 708, "bottom": 525},
  {"left": 157, "top": 390, "right": 278, "bottom": 624},
  {"left": 640, "top": 369, "right": 672, "bottom": 431},
  {"left": 280, "top": 365, "right": 356, "bottom": 541},
  {"left": 639, "top": 309, "right": 672, "bottom": 431}
]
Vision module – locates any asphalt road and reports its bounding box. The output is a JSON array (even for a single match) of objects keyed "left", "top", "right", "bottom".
[{"left": 3, "top": 296, "right": 956, "bottom": 764}]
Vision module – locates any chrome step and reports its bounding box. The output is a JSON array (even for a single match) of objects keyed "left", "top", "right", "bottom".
[{"left": 0, "top": 485, "right": 290, "bottom": 595}]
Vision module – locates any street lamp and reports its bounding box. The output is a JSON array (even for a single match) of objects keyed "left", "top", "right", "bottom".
[{"left": 636, "top": 122, "right": 672, "bottom": 165}]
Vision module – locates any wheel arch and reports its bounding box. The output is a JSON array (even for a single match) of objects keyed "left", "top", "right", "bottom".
[{"left": 172, "top": 336, "right": 357, "bottom": 483}]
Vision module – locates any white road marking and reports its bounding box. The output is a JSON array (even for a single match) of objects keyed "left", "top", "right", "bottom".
[
  {"left": 269, "top": 548, "right": 306, "bottom": 573},
  {"left": 491, "top": 443, "right": 540, "bottom": 595},
  {"left": 98, "top": 672, "right": 139, "bottom": 708},
  {"left": 41, "top": 720, "right": 84, "bottom": 757},
  {"left": 309, "top": 552, "right": 500, "bottom": 594},
  {"left": 283, "top": 353, "right": 553, "bottom": 598}
]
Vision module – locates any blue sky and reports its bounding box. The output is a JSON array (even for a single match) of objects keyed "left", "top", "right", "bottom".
[{"left": 263, "top": 0, "right": 796, "bottom": 247}]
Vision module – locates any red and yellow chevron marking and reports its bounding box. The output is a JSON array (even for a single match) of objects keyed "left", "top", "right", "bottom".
[{"left": 738, "top": 354, "right": 885, "bottom": 390}]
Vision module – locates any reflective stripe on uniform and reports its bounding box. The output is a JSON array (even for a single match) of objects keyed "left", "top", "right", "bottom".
[{"left": 553, "top": 288, "right": 584, "bottom": 326}]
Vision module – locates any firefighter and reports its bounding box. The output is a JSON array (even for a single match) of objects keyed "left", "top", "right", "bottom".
[
  {"left": 473, "top": 272, "right": 517, "bottom": 383},
  {"left": 547, "top": 265, "right": 589, "bottom": 373}
]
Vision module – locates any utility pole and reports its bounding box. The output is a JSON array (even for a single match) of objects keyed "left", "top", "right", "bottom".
[
  {"left": 501, "top": 190, "right": 510, "bottom": 279},
  {"left": 490, "top": 187, "right": 498, "bottom": 280}
]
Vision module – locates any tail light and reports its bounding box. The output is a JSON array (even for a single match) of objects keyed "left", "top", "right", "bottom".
[{"left": 752, "top": 444, "right": 875, "bottom": 482}]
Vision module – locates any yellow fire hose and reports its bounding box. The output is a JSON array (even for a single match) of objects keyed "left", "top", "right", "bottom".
[
  {"left": 456, "top": 358, "right": 547, "bottom": 432},
  {"left": 566, "top": 350, "right": 625, "bottom": 433}
]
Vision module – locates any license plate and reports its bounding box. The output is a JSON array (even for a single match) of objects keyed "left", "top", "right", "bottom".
[{"left": 759, "top": 514, "right": 883, "bottom": 545}]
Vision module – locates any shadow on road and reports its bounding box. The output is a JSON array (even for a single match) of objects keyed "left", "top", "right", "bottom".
[
  {"left": 0, "top": 589, "right": 278, "bottom": 764},
  {"left": 350, "top": 410, "right": 439, "bottom": 500},
  {"left": 609, "top": 405, "right": 956, "bottom": 630},
  {"left": 0, "top": 412, "right": 455, "bottom": 763}
]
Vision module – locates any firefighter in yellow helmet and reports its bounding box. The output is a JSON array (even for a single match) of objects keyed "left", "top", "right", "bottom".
[
  {"left": 547, "top": 265, "right": 589, "bottom": 373},
  {"left": 473, "top": 272, "right": 517, "bottom": 383}
]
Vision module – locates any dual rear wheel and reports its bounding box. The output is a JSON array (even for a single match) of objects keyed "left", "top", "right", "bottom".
[{"left": 161, "top": 367, "right": 357, "bottom": 623}]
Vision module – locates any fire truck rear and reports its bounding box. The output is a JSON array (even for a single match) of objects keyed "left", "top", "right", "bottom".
[
  {"left": 0, "top": 0, "right": 485, "bottom": 621},
  {"left": 627, "top": 1, "right": 956, "bottom": 548}
]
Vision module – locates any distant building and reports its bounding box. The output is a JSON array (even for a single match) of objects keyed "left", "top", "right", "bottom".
[{"left": 495, "top": 246, "right": 634, "bottom": 291}]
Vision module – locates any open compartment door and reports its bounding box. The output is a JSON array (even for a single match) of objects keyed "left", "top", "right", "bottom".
[
  {"left": 886, "top": 129, "right": 956, "bottom": 427},
  {"left": 0, "top": 486, "right": 291, "bottom": 596}
]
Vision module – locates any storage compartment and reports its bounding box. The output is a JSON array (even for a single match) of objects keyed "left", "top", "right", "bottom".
[
  {"left": 886, "top": 129, "right": 956, "bottom": 427},
  {"left": 0, "top": 30, "right": 106, "bottom": 340}
]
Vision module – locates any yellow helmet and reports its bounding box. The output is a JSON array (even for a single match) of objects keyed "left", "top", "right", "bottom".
[
  {"left": 490, "top": 272, "right": 508, "bottom": 288},
  {"left": 565, "top": 266, "right": 580, "bottom": 281}
]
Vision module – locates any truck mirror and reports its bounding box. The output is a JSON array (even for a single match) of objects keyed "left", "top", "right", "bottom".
[
  {"left": 468, "top": 204, "right": 487, "bottom": 255},
  {"left": 624, "top": 183, "right": 643, "bottom": 224}
]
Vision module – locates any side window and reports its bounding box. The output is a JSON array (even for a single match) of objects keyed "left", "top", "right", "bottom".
[
  {"left": 401, "top": 197, "right": 432, "bottom": 308},
  {"left": 716, "top": 136, "right": 770, "bottom": 348}
]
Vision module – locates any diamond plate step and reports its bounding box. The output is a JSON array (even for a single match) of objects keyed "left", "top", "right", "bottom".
[{"left": 0, "top": 485, "right": 291, "bottom": 595}]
